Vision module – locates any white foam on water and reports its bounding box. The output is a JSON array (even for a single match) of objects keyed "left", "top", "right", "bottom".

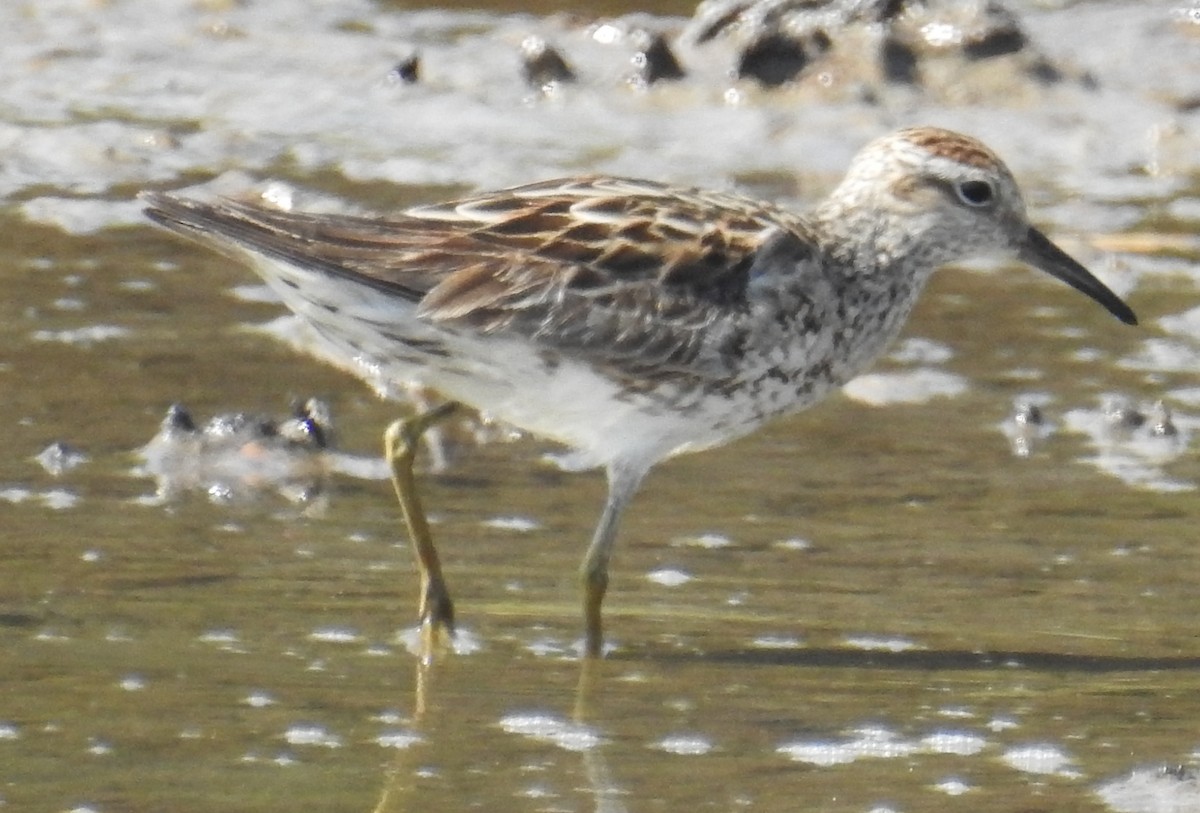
[
  {"left": 1001, "top": 743, "right": 1077, "bottom": 777},
  {"left": 1096, "top": 765, "right": 1200, "bottom": 813},
  {"left": 842, "top": 369, "right": 969, "bottom": 407},
  {"left": 1, "top": 1, "right": 1192, "bottom": 238},
  {"left": 655, "top": 734, "right": 714, "bottom": 755},
  {"left": 498, "top": 712, "right": 603, "bottom": 752}
]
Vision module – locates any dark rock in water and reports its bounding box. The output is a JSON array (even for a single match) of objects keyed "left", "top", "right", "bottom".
[
  {"left": 1013, "top": 402, "right": 1044, "bottom": 428},
  {"left": 163, "top": 402, "right": 197, "bottom": 433},
  {"left": 389, "top": 54, "right": 420, "bottom": 84},
  {"left": 1103, "top": 398, "right": 1146, "bottom": 431},
  {"left": 1097, "top": 763, "right": 1200, "bottom": 812},
  {"left": 1002, "top": 399, "right": 1051, "bottom": 458},
  {"left": 280, "top": 397, "right": 333, "bottom": 449},
  {"left": 1148, "top": 401, "right": 1178, "bottom": 438},
  {"left": 1161, "top": 765, "right": 1196, "bottom": 781},
  {"left": 138, "top": 399, "right": 335, "bottom": 505},
  {"left": 1027, "top": 56, "right": 1063, "bottom": 85},
  {"left": 684, "top": 0, "right": 1080, "bottom": 100},
  {"left": 868, "top": 0, "right": 908, "bottom": 23},
  {"left": 737, "top": 32, "right": 808, "bottom": 87},
  {"left": 880, "top": 33, "right": 918, "bottom": 84},
  {"left": 520, "top": 36, "right": 577, "bottom": 89},
  {"left": 915, "top": 0, "right": 1029, "bottom": 62},
  {"left": 962, "top": 26, "right": 1026, "bottom": 60},
  {"left": 35, "top": 441, "right": 89, "bottom": 476},
  {"left": 807, "top": 27, "right": 832, "bottom": 53},
  {"left": 632, "top": 32, "right": 686, "bottom": 85}
]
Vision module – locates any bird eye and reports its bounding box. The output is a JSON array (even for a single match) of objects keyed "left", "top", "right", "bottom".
[{"left": 955, "top": 180, "right": 994, "bottom": 207}]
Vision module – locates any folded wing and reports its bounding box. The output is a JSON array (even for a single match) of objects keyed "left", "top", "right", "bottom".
[{"left": 143, "top": 178, "right": 815, "bottom": 379}]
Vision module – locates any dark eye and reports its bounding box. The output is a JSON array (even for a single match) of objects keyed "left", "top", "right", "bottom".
[{"left": 955, "top": 180, "right": 994, "bottom": 207}]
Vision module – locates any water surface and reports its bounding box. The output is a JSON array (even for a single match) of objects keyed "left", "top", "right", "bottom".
[{"left": 2, "top": 1, "right": 1200, "bottom": 811}]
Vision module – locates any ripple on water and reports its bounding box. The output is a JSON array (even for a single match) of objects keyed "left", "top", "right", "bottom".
[
  {"left": 375, "top": 730, "right": 422, "bottom": 749},
  {"left": 671, "top": 532, "right": 734, "bottom": 549},
  {"left": 197, "top": 629, "right": 240, "bottom": 645},
  {"left": 888, "top": 337, "right": 954, "bottom": 365},
  {"left": 933, "top": 777, "right": 973, "bottom": 796},
  {"left": 0, "top": 2, "right": 1196, "bottom": 813},
  {"left": 1096, "top": 765, "right": 1200, "bottom": 813},
  {"left": 646, "top": 567, "right": 692, "bottom": 587},
  {"left": 118, "top": 674, "right": 146, "bottom": 692},
  {"left": 30, "top": 325, "right": 132, "bottom": 346},
  {"left": 283, "top": 724, "right": 342, "bottom": 748},
  {"left": 778, "top": 726, "right": 919, "bottom": 766},
  {"left": 773, "top": 537, "right": 812, "bottom": 551},
  {"left": 498, "top": 712, "right": 602, "bottom": 752},
  {"left": 87, "top": 738, "right": 113, "bottom": 756},
  {"left": 1001, "top": 743, "right": 1077, "bottom": 777},
  {"left": 1121, "top": 338, "right": 1200, "bottom": 375},
  {"left": 749, "top": 634, "right": 805, "bottom": 650},
  {"left": 780, "top": 726, "right": 990, "bottom": 767},
  {"left": 842, "top": 634, "right": 924, "bottom": 653},
  {"left": 0, "top": 486, "right": 81, "bottom": 510},
  {"left": 524, "top": 636, "right": 576, "bottom": 659},
  {"left": 308, "top": 627, "right": 363, "bottom": 644},
  {"left": 655, "top": 734, "right": 714, "bottom": 755},
  {"left": 1062, "top": 398, "right": 1194, "bottom": 493},
  {"left": 34, "top": 442, "right": 89, "bottom": 476},
  {"left": 842, "top": 369, "right": 969, "bottom": 407},
  {"left": 243, "top": 691, "right": 276, "bottom": 708},
  {"left": 395, "top": 625, "right": 483, "bottom": 656},
  {"left": 920, "top": 731, "right": 987, "bottom": 756},
  {"left": 481, "top": 515, "right": 542, "bottom": 531}
]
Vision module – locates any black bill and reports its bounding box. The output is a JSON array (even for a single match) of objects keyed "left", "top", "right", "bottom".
[{"left": 1019, "top": 227, "right": 1137, "bottom": 326}]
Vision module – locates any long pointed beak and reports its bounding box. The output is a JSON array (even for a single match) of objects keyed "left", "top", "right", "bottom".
[{"left": 1019, "top": 227, "right": 1137, "bottom": 326}]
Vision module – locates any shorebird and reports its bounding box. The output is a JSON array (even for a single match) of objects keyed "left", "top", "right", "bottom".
[{"left": 143, "top": 127, "right": 1136, "bottom": 657}]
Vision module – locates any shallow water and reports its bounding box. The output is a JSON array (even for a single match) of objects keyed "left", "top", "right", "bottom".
[{"left": 3, "top": 0, "right": 1200, "bottom": 811}]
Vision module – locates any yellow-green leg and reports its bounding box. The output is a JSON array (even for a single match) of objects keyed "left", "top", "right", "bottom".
[
  {"left": 578, "top": 462, "right": 648, "bottom": 658},
  {"left": 384, "top": 402, "right": 459, "bottom": 652}
]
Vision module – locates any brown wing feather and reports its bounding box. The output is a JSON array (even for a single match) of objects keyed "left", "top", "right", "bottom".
[
  {"left": 404, "top": 177, "right": 808, "bottom": 323},
  {"left": 143, "top": 178, "right": 812, "bottom": 377}
]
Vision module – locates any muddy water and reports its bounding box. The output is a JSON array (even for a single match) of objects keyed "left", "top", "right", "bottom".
[{"left": 3, "top": 0, "right": 1200, "bottom": 811}]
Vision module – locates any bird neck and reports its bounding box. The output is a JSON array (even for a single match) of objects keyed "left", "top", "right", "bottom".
[
  {"left": 811, "top": 196, "right": 945, "bottom": 292},
  {"left": 805, "top": 199, "right": 943, "bottom": 370}
]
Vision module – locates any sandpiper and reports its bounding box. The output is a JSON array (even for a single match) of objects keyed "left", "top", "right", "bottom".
[{"left": 143, "top": 127, "right": 1136, "bottom": 657}]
